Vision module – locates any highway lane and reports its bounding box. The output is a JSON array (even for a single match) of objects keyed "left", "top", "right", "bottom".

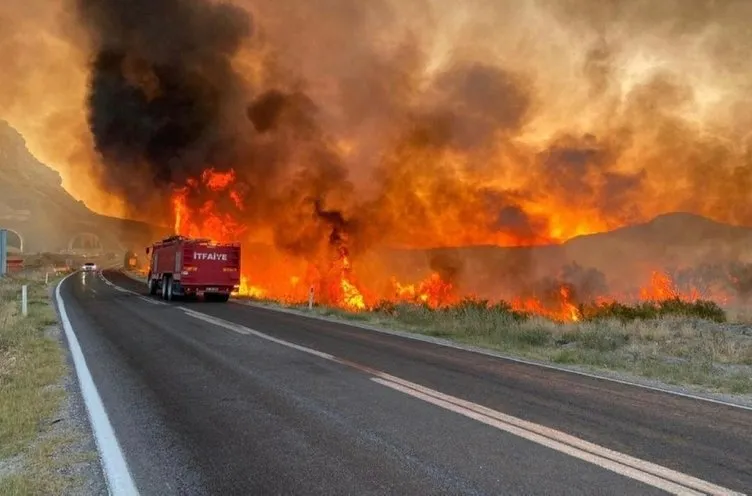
[{"left": 59, "top": 270, "right": 752, "bottom": 495}]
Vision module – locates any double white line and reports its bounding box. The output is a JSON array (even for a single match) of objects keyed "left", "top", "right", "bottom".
[
  {"left": 372, "top": 376, "right": 739, "bottom": 496},
  {"left": 177, "top": 306, "right": 744, "bottom": 496}
]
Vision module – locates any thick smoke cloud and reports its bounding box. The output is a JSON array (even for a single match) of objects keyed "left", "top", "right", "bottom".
[
  {"left": 6, "top": 0, "right": 752, "bottom": 292},
  {"left": 78, "top": 0, "right": 253, "bottom": 198},
  {"left": 75, "top": 0, "right": 361, "bottom": 260}
]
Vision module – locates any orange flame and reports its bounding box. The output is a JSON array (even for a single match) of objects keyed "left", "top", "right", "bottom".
[
  {"left": 172, "top": 169, "right": 246, "bottom": 242},
  {"left": 638, "top": 271, "right": 702, "bottom": 302},
  {"left": 170, "top": 170, "right": 735, "bottom": 320},
  {"left": 237, "top": 275, "right": 267, "bottom": 299},
  {"left": 510, "top": 284, "right": 582, "bottom": 323},
  {"left": 202, "top": 168, "right": 235, "bottom": 191},
  {"left": 341, "top": 278, "right": 366, "bottom": 310}
]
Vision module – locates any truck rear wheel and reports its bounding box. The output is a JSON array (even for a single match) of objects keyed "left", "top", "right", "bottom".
[
  {"left": 161, "top": 275, "right": 169, "bottom": 300},
  {"left": 148, "top": 277, "right": 158, "bottom": 295},
  {"left": 166, "top": 278, "right": 174, "bottom": 301}
]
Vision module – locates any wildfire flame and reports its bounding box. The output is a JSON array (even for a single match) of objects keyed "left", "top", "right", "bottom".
[
  {"left": 173, "top": 169, "right": 247, "bottom": 242},
  {"left": 170, "top": 169, "right": 734, "bottom": 321},
  {"left": 510, "top": 286, "right": 581, "bottom": 323}
]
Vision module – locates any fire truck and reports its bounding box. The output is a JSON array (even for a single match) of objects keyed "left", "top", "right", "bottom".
[{"left": 146, "top": 236, "right": 241, "bottom": 302}]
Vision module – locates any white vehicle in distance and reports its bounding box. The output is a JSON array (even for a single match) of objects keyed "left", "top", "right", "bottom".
[{"left": 82, "top": 262, "right": 97, "bottom": 272}]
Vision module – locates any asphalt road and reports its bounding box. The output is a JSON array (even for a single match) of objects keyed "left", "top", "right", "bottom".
[{"left": 57, "top": 270, "right": 752, "bottom": 495}]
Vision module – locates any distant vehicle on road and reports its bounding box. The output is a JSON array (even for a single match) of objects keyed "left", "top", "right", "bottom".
[
  {"left": 123, "top": 250, "right": 139, "bottom": 270},
  {"left": 146, "top": 235, "right": 241, "bottom": 302},
  {"left": 82, "top": 262, "right": 97, "bottom": 272}
]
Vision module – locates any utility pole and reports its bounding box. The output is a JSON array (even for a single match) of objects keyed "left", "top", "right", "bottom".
[{"left": 0, "top": 229, "right": 7, "bottom": 277}]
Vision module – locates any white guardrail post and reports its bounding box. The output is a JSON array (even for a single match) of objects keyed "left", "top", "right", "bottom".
[
  {"left": 308, "top": 285, "right": 314, "bottom": 310},
  {"left": 21, "top": 284, "right": 28, "bottom": 317},
  {"left": 0, "top": 229, "right": 7, "bottom": 277}
]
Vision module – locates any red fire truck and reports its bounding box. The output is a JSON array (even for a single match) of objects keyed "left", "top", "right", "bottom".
[{"left": 146, "top": 236, "right": 241, "bottom": 302}]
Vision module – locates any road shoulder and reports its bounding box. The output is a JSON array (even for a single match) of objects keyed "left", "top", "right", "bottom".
[{"left": 0, "top": 271, "right": 106, "bottom": 494}]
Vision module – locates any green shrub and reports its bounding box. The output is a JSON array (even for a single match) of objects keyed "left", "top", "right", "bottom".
[{"left": 585, "top": 298, "right": 726, "bottom": 323}]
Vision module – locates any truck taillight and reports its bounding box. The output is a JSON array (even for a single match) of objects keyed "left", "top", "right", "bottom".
[
  {"left": 223, "top": 267, "right": 238, "bottom": 272},
  {"left": 184, "top": 266, "right": 198, "bottom": 273}
]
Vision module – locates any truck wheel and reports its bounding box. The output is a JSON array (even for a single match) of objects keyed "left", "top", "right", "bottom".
[
  {"left": 214, "top": 293, "right": 230, "bottom": 303},
  {"left": 166, "top": 278, "right": 174, "bottom": 301},
  {"left": 161, "top": 275, "right": 169, "bottom": 300},
  {"left": 148, "top": 278, "right": 158, "bottom": 295}
]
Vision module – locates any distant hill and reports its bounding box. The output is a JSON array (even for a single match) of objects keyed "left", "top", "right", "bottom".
[
  {"left": 561, "top": 212, "right": 752, "bottom": 279},
  {"left": 0, "top": 120, "right": 163, "bottom": 253},
  {"left": 381, "top": 212, "right": 752, "bottom": 298}
]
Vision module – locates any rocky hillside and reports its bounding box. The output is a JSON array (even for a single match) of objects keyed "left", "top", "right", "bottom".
[
  {"left": 0, "top": 121, "right": 91, "bottom": 221},
  {"left": 0, "top": 120, "right": 160, "bottom": 253}
]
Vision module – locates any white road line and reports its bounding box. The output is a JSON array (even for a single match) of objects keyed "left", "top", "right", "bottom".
[
  {"left": 371, "top": 378, "right": 742, "bottom": 496},
  {"left": 110, "top": 268, "right": 751, "bottom": 412},
  {"left": 99, "top": 272, "right": 166, "bottom": 306},
  {"left": 55, "top": 272, "right": 139, "bottom": 496},
  {"left": 181, "top": 307, "right": 335, "bottom": 360},
  {"left": 372, "top": 378, "right": 705, "bottom": 495},
  {"left": 138, "top": 296, "right": 165, "bottom": 306},
  {"left": 232, "top": 299, "right": 752, "bottom": 413},
  {"left": 178, "top": 307, "right": 744, "bottom": 496}
]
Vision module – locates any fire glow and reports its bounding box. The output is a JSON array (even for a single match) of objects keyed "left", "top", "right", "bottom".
[{"left": 170, "top": 170, "right": 727, "bottom": 320}]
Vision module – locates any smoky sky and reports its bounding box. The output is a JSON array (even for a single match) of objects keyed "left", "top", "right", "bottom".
[{"left": 36, "top": 0, "right": 752, "bottom": 259}]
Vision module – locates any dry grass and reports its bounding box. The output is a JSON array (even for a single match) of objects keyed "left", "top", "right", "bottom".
[{"left": 0, "top": 270, "right": 86, "bottom": 494}]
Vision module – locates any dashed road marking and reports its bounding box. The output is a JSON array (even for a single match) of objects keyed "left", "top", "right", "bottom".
[{"left": 178, "top": 306, "right": 743, "bottom": 496}]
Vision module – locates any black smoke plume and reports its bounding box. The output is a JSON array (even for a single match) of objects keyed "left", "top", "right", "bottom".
[
  {"left": 77, "top": 0, "right": 360, "bottom": 259},
  {"left": 77, "top": 0, "right": 253, "bottom": 204}
]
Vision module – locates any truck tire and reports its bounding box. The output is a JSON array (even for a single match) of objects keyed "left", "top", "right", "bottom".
[
  {"left": 148, "top": 277, "right": 158, "bottom": 296},
  {"left": 161, "top": 275, "right": 169, "bottom": 300},
  {"left": 166, "top": 278, "right": 174, "bottom": 301}
]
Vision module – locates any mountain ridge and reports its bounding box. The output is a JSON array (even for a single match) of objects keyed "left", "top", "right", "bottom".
[{"left": 0, "top": 120, "right": 160, "bottom": 252}]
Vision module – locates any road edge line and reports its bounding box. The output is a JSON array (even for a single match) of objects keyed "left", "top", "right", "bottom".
[{"left": 55, "top": 272, "right": 139, "bottom": 496}]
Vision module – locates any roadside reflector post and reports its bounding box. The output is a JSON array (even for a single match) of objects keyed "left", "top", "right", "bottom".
[
  {"left": 45, "top": 272, "right": 49, "bottom": 285},
  {"left": 308, "top": 286, "right": 314, "bottom": 310},
  {"left": 21, "top": 284, "right": 28, "bottom": 317},
  {"left": 0, "top": 229, "right": 7, "bottom": 277}
]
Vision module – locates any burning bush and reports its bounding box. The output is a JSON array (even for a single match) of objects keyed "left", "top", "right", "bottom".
[{"left": 370, "top": 292, "right": 726, "bottom": 330}]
